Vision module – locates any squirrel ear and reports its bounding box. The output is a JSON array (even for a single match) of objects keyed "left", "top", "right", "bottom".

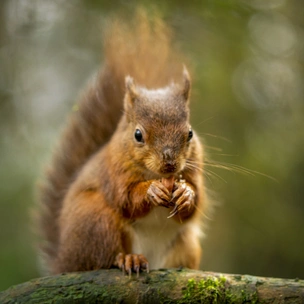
[
  {"left": 181, "top": 65, "right": 191, "bottom": 101},
  {"left": 125, "top": 76, "right": 138, "bottom": 102}
]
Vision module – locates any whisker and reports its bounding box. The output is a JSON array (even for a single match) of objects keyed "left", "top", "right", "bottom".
[
  {"left": 212, "top": 153, "right": 239, "bottom": 157},
  {"left": 202, "top": 170, "right": 214, "bottom": 186},
  {"left": 204, "top": 162, "right": 255, "bottom": 176},
  {"left": 186, "top": 159, "right": 204, "bottom": 167},
  {"left": 185, "top": 161, "right": 203, "bottom": 172},
  {"left": 192, "top": 203, "right": 214, "bottom": 222},
  {"left": 187, "top": 158, "right": 276, "bottom": 182},
  {"left": 198, "top": 133, "right": 232, "bottom": 143},
  {"left": 204, "top": 145, "right": 223, "bottom": 152},
  {"left": 204, "top": 160, "right": 278, "bottom": 182},
  {"left": 194, "top": 116, "right": 216, "bottom": 127},
  {"left": 204, "top": 168, "right": 228, "bottom": 184},
  {"left": 192, "top": 203, "right": 206, "bottom": 218},
  {"left": 186, "top": 160, "right": 227, "bottom": 184}
]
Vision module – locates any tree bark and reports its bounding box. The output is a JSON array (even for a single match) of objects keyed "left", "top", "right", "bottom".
[{"left": 0, "top": 269, "right": 303, "bottom": 303}]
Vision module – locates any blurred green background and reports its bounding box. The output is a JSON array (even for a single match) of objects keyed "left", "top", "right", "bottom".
[{"left": 0, "top": 0, "right": 303, "bottom": 291}]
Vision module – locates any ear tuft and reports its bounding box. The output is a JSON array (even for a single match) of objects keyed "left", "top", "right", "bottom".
[
  {"left": 182, "top": 65, "right": 191, "bottom": 101},
  {"left": 125, "top": 76, "right": 138, "bottom": 101}
]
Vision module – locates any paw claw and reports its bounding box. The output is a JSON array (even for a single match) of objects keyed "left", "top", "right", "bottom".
[
  {"left": 146, "top": 181, "right": 171, "bottom": 207},
  {"left": 168, "top": 182, "right": 195, "bottom": 218},
  {"left": 114, "top": 253, "right": 149, "bottom": 277}
]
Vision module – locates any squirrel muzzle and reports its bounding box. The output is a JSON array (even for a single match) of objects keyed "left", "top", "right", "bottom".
[{"left": 161, "top": 148, "right": 177, "bottom": 174}]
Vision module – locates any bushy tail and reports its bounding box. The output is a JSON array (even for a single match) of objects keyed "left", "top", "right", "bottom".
[{"left": 38, "top": 8, "right": 186, "bottom": 272}]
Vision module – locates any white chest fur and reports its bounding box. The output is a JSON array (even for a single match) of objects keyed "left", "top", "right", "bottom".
[{"left": 131, "top": 207, "right": 181, "bottom": 269}]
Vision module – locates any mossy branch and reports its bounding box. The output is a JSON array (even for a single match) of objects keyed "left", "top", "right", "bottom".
[{"left": 0, "top": 269, "right": 303, "bottom": 303}]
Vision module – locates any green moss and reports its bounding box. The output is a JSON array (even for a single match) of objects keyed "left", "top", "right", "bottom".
[
  {"left": 241, "top": 289, "right": 258, "bottom": 304},
  {"left": 180, "top": 276, "right": 259, "bottom": 304},
  {"left": 180, "top": 277, "right": 227, "bottom": 303}
]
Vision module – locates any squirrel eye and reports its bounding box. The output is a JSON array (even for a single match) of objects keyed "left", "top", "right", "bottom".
[
  {"left": 188, "top": 128, "right": 193, "bottom": 141},
  {"left": 134, "top": 129, "right": 144, "bottom": 143}
]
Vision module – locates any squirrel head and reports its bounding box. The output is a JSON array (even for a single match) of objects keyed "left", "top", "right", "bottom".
[{"left": 123, "top": 67, "right": 196, "bottom": 177}]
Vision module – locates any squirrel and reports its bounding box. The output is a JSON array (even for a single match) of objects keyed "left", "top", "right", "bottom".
[{"left": 38, "top": 10, "right": 208, "bottom": 276}]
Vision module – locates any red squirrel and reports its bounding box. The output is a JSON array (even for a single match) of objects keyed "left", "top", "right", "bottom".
[{"left": 38, "top": 10, "right": 208, "bottom": 275}]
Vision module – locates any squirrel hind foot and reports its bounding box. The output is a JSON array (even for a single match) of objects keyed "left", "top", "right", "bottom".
[{"left": 114, "top": 252, "right": 149, "bottom": 277}]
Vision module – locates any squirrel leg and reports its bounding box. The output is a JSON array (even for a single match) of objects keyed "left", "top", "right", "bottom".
[{"left": 53, "top": 191, "right": 127, "bottom": 273}]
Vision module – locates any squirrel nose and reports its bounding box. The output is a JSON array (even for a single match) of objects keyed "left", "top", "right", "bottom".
[
  {"left": 163, "top": 147, "right": 174, "bottom": 161},
  {"left": 163, "top": 162, "right": 176, "bottom": 173},
  {"left": 162, "top": 148, "right": 177, "bottom": 173}
]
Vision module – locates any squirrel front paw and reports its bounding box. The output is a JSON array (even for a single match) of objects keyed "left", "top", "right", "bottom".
[
  {"left": 145, "top": 180, "right": 172, "bottom": 208},
  {"left": 168, "top": 181, "right": 195, "bottom": 218},
  {"left": 114, "top": 252, "right": 149, "bottom": 277}
]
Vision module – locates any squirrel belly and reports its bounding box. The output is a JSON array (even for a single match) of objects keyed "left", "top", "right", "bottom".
[
  {"left": 132, "top": 207, "right": 202, "bottom": 270},
  {"left": 132, "top": 207, "right": 181, "bottom": 270},
  {"left": 38, "top": 11, "right": 207, "bottom": 275}
]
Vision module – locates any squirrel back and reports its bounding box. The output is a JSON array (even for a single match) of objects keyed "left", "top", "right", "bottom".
[{"left": 38, "top": 10, "right": 188, "bottom": 271}]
